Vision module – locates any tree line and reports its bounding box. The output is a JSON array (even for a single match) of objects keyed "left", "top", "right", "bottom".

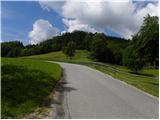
[{"left": 1, "top": 31, "right": 128, "bottom": 64}]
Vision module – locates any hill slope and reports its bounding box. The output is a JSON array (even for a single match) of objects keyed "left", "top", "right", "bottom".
[
  {"left": 26, "top": 50, "right": 92, "bottom": 62},
  {"left": 1, "top": 58, "right": 62, "bottom": 118}
]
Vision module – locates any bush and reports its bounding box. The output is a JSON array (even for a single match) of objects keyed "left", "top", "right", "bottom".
[
  {"left": 123, "top": 45, "right": 144, "bottom": 73},
  {"left": 63, "top": 41, "right": 76, "bottom": 59},
  {"left": 91, "top": 33, "right": 114, "bottom": 62}
]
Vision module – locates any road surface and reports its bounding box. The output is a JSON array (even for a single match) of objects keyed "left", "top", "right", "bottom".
[{"left": 54, "top": 62, "right": 159, "bottom": 119}]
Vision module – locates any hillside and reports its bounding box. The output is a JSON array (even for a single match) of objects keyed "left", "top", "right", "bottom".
[
  {"left": 1, "top": 58, "right": 62, "bottom": 118},
  {"left": 1, "top": 31, "right": 129, "bottom": 63},
  {"left": 26, "top": 50, "right": 92, "bottom": 62}
]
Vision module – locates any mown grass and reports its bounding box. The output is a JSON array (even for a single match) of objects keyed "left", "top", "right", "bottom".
[
  {"left": 114, "top": 64, "right": 159, "bottom": 77},
  {"left": 26, "top": 50, "right": 92, "bottom": 62},
  {"left": 86, "top": 64, "right": 159, "bottom": 97},
  {"left": 26, "top": 50, "right": 159, "bottom": 97},
  {"left": 1, "top": 58, "right": 62, "bottom": 118}
]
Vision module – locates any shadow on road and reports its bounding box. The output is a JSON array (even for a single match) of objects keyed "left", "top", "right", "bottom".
[
  {"left": 55, "top": 80, "right": 77, "bottom": 93},
  {"left": 55, "top": 68, "right": 77, "bottom": 93}
]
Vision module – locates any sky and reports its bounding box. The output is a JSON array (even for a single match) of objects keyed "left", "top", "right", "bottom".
[{"left": 1, "top": 0, "right": 159, "bottom": 45}]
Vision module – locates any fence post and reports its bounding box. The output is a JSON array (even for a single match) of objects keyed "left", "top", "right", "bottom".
[{"left": 114, "top": 66, "right": 116, "bottom": 78}]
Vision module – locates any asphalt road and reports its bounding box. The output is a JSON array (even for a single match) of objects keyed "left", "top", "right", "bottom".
[{"left": 54, "top": 62, "right": 159, "bottom": 119}]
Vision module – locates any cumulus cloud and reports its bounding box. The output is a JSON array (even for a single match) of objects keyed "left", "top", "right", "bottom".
[
  {"left": 62, "top": 18, "right": 97, "bottom": 33},
  {"left": 39, "top": 0, "right": 158, "bottom": 38},
  {"left": 29, "top": 19, "right": 60, "bottom": 45}
]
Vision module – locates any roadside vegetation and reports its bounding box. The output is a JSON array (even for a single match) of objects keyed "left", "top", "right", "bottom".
[
  {"left": 123, "top": 15, "right": 158, "bottom": 73},
  {"left": 1, "top": 58, "right": 62, "bottom": 118},
  {"left": 86, "top": 63, "right": 158, "bottom": 97}
]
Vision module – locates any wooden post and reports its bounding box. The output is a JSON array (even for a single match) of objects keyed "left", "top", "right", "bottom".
[{"left": 114, "top": 66, "right": 116, "bottom": 78}]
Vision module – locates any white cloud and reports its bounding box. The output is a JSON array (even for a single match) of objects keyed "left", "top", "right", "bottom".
[
  {"left": 39, "top": 1, "right": 65, "bottom": 13},
  {"left": 62, "top": 18, "right": 98, "bottom": 33},
  {"left": 29, "top": 19, "right": 60, "bottom": 45},
  {"left": 39, "top": 1, "right": 158, "bottom": 38}
]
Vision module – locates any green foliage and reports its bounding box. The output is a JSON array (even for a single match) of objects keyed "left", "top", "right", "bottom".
[
  {"left": 134, "top": 15, "right": 159, "bottom": 64},
  {"left": 61, "top": 31, "right": 88, "bottom": 49},
  {"left": 123, "top": 15, "right": 159, "bottom": 72},
  {"left": 83, "top": 33, "right": 94, "bottom": 51},
  {"left": 1, "top": 58, "right": 62, "bottom": 118},
  {"left": 107, "top": 38, "right": 129, "bottom": 64},
  {"left": 1, "top": 41, "right": 24, "bottom": 57},
  {"left": 123, "top": 45, "right": 144, "bottom": 73},
  {"left": 2, "top": 31, "right": 128, "bottom": 64},
  {"left": 63, "top": 41, "right": 76, "bottom": 58},
  {"left": 20, "top": 45, "right": 42, "bottom": 56},
  {"left": 91, "top": 33, "right": 114, "bottom": 62}
]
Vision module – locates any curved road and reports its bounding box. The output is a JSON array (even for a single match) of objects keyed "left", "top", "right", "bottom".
[{"left": 54, "top": 62, "right": 158, "bottom": 119}]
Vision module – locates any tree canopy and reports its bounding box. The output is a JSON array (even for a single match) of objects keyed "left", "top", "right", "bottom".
[
  {"left": 63, "top": 41, "right": 76, "bottom": 58},
  {"left": 134, "top": 15, "right": 159, "bottom": 64},
  {"left": 123, "top": 15, "right": 159, "bottom": 72},
  {"left": 91, "top": 33, "right": 114, "bottom": 62},
  {"left": 1, "top": 41, "right": 24, "bottom": 57}
]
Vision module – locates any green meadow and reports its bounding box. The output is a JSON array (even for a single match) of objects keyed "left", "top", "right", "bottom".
[{"left": 1, "top": 58, "right": 62, "bottom": 118}]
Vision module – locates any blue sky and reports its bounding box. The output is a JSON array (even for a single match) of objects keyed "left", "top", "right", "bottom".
[
  {"left": 1, "top": 1, "right": 158, "bottom": 45},
  {"left": 2, "top": 1, "right": 64, "bottom": 45}
]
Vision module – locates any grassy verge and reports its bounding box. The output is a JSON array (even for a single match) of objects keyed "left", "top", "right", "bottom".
[
  {"left": 1, "top": 58, "right": 62, "bottom": 118},
  {"left": 86, "top": 63, "right": 158, "bottom": 97}
]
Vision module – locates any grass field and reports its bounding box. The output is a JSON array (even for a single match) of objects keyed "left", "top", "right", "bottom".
[
  {"left": 26, "top": 50, "right": 159, "bottom": 97},
  {"left": 26, "top": 50, "right": 92, "bottom": 62},
  {"left": 1, "top": 58, "right": 62, "bottom": 118}
]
